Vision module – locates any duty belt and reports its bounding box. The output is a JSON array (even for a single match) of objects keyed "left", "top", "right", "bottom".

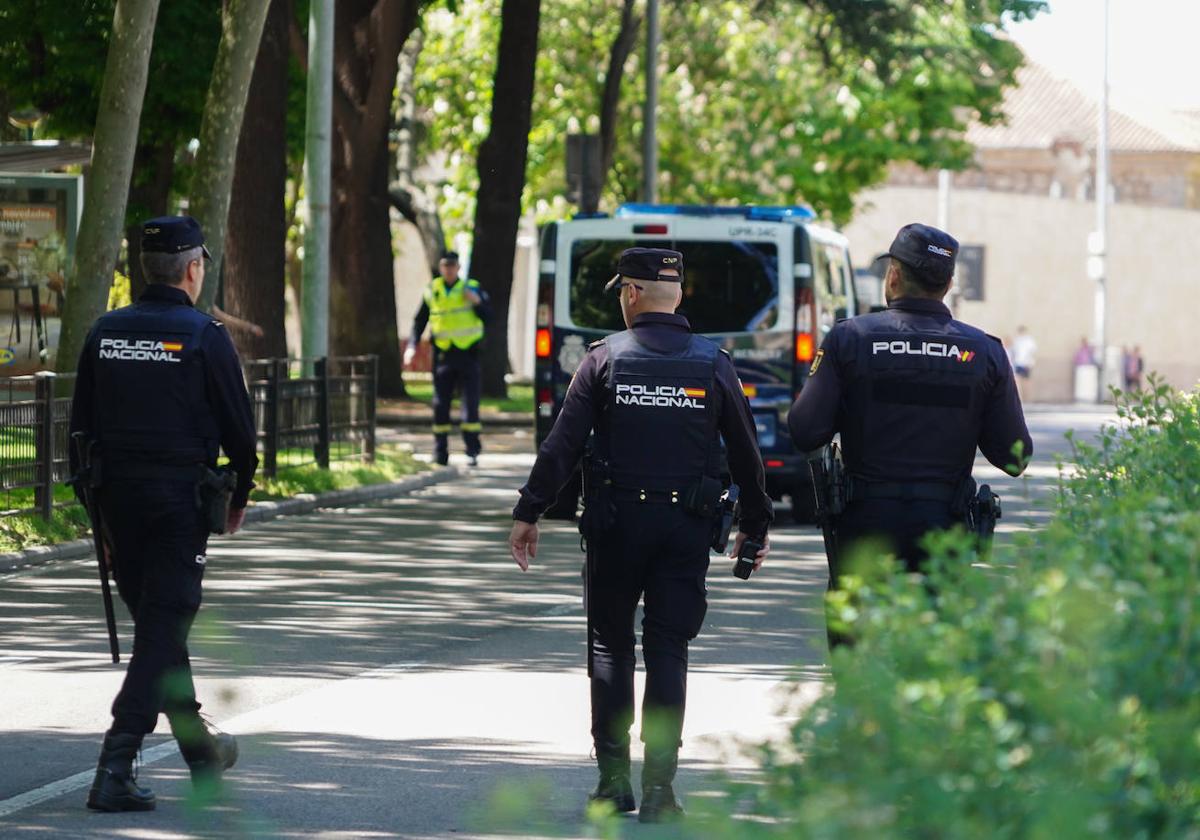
[
  {"left": 104, "top": 461, "right": 208, "bottom": 482},
  {"left": 610, "top": 486, "right": 684, "bottom": 504},
  {"left": 847, "top": 477, "right": 958, "bottom": 504}
]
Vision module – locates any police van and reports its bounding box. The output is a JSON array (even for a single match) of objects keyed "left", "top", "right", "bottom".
[{"left": 533, "top": 204, "right": 858, "bottom": 521}]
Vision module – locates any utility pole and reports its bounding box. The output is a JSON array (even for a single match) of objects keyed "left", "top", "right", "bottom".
[
  {"left": 937, "top": 169, "right": 955, "bottom": 314},
  {"left": 302, "top": 0, "right": 333, "bottom": 364},
  {"left": 1090, "top": 0, "right": 1110, "bottom": 402},
  {"left": 641, "top": 0, "right": 659, "bottom": 203}
]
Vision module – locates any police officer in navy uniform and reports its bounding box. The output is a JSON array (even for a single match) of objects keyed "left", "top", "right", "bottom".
[
  {"left": 788, "top": 223, "right": 1032, "bottom": 645},
  {"left": 69, "top": 216, "right": 258, "bottom": 811},
  {"left": 508, "top": 248, "right": 772, "bottom": 822}
]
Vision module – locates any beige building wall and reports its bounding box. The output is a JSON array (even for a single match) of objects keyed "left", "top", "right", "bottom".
[{"left": 844, "top": 186, "right": 1200, "bottom": 402}]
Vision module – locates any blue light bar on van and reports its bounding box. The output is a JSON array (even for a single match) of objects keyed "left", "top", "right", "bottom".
[{"left": 614, "top": 203, "right": 815, "bottom": 221}]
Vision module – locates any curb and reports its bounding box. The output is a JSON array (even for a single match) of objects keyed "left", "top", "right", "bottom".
[{"left": 0, "top": 466, "right": 462, "bottom": 575}]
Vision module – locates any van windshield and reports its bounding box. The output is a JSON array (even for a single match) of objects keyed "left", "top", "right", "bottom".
[{"left": 568, "top": 239, "right": 779, "bottom": 333}]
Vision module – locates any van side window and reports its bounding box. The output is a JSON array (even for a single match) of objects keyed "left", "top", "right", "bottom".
[{"left": 815, "top": 243, "right": 850, "bottom": 332}]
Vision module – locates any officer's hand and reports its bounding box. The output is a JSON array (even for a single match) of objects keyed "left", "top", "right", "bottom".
[
  {"left": 464, "top": 288, "right": 482, "bottom": 306},
  {"left": 730, "top": 532, "right": 770, "bottom": 571},
  {"left": 403, "top": 345, "right": 417, "bottom": 367},
  {"left": 225, "top": 507, "right": 247, "bottom": 536},
  {"left": 509, "top": 520, "right": 539, "bottom": 571}
]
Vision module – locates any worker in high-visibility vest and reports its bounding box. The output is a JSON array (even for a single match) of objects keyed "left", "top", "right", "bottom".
[{"left": 405, "top": 252, "right": 490, "bottom": 466}]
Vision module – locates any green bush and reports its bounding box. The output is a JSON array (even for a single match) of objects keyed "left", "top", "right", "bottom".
[{"left": 706, "top": 381, "right": 1200, "bottom": 838}]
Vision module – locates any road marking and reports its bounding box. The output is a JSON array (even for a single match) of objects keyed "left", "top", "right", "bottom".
[{"left": 0, "top": 741, "right": 180, "bottom": 819}]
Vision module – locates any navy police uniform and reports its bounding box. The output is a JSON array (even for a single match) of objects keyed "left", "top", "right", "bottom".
[
  {"left": 788, "top": 224, "right": 1031, "bottom": 640},
  {"left": 513, "top": 248, "right": 772, "bottom": 819},
  {"left": 69, "top": 216, "right": 258, "bottom": 810}
]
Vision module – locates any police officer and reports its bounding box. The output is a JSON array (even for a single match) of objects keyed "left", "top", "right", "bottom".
[
  {"left": 788, "top": 223, "right": 1032, "bottom": 645},
  {"left": 69, "top": 216, "right": 258, "bottom": 811},
  {"left": 404, "top": 251, "right": 490, "bottom": 466},
  {"left": 507, "top": 248, "right": 772, "bottom": 822}
]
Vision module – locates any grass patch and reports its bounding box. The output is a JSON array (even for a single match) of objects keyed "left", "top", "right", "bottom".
[
  {"left": 0, "top": 484, "right": 91, "bottom": 554},
  {"left": 250, "top": 446, "right": 426, "bottom": 501},
  {"left": 402, "top": 380, "right": 533, "bottom": 415},
  {"left": 0, "top": 447, "right": 427, "bottom": 553}
]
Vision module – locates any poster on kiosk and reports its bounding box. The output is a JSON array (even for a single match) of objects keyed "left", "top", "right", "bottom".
[{"left": 0, "top": 173, "right": 83, "bottom": 368}]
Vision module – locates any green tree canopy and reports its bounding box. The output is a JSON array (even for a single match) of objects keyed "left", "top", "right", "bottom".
[{"left": 416, "top": 0, "right": 1044, "bottom": 228}]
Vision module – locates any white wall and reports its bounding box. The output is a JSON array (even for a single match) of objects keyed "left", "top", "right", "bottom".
[{"left": 844, "top": 186, "right": 1200, "bottom": 401}]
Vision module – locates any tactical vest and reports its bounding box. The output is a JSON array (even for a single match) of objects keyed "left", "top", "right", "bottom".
[
  {"left": 425, "top": 277, "right": 484, "bottom": 351},
  {"left": 89, "top": 298, "right": 221, "bottom": 465},
  {"left": 842, "top": 318, "right": 991, "bottom": 484},
  {"left": 597, "top": 330, "right": 721, "bottom": 491}
]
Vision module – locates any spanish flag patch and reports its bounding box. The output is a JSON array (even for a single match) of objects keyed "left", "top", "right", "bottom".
[
  {"left": 683, "top": 387, "right": 706, "bottom": 398},
  {"left": 162, "top": 342, "right": 183, "bottom": 352}
]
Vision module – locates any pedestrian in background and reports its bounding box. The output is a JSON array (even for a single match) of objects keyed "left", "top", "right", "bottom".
[
  {"left": 508, "top": 247, "right": 772, "bottom": 822},
  {"left": 1011, "top": 324, "right": 1037, "bottom": 403},
  {"left": 1123, "top": 345, "right": 1145, "bottom": 392},
  {"left": 404, "top": 252, "right": 490, "bottom": 466},
  {"left": 69, "top": 217, "right": 258, "bottom": 812},
  {"left": 788, "top": 223, "right": 1032, "bottom": 649}
]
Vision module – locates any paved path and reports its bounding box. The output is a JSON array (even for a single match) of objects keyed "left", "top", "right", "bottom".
[{"left": 0, "top": 407, "right": 1111, "bottom": 837}]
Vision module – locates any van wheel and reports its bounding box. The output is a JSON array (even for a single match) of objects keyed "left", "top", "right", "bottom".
[{"left": 790, "top": 487, "right": 817, "bottom": 524}]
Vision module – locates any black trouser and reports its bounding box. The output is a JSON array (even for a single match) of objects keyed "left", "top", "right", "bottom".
[
  {"left": 825, "top": 498, "right": 957, "bottom": 649},
  {"left": 589, "top": 501, "right": 711, "bottom": 757},
  {"left": 432, "top": 346, "right": 481, "bottom": 457},
  {"left": 99, "top": 479, "right": 209, "bottom": 738}
]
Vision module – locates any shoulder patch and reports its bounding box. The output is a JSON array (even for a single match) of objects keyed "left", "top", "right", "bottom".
[
  {"left": 588, "top": 338, "right": 606, "bottom": 351},
  {"left": 718, "top": 348, "right": 732, "bottom": 360},
  {"left": 211, "top": 319, "right": 225, "bottom": 328},
  {"left": 836, "top": 317, "right": 850, "bottom": 324}
]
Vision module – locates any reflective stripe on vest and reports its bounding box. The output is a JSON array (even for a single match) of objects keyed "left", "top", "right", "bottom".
[{"left": 426, "top": 277, "right": 484, "bottom": 351}]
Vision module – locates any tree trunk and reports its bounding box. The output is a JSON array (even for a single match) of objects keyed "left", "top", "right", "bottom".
[
  {"left": 125, "top": 140, "right": 177, "bottom": 301},
  {"left": 599, "top": 0, "right": 639, "bottom": 178},
  {"left": 190, "top": 0, "right": 273, "bottom": 313},
  {"left": 329, "top": 0, "right": 420, "bottom": 397},
  {"left": 471, "top": 0, "right": 541, "bottom": 399},
  {"left": 56, "top": 0, "right": 161, "bottom": 373},
  {"left": 223, "top": 0, "right": 289, "bottom": 360}
]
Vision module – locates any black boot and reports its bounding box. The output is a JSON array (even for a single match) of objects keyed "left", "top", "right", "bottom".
[
  {"left": 171, "top": 714, "right": 238, "bottom": 786},
  {"left": 86, "top": 732, "right": 156, "bottom": 812},
  {"left": 587, "top": 741, "right": 635, "bottom": 813},
  {"left": 638, "top": 749, "right": 683, "bottom": 823}
]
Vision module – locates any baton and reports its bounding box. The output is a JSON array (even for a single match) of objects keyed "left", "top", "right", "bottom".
[{"left": 71, "top": 432, "right": 120, "bottom": 663}]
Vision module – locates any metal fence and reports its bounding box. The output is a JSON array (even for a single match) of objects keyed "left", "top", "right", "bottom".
[
  {"left": 0, "top": 372, "right": 76, "bottom": 518},
  {"left": 0, "top": 355, "right": 377, "bottom": 519},
  {"left": 243, "top": 355, "right": 378, "bottom": 478}
]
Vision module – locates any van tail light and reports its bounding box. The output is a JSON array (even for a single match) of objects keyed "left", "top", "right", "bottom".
[
  {"left": 535, "top": 328, "right": 552, "bottom": 359},
  {"left": 795, "top": 332, "right": 815, "bottom": 363},
  {"left": 765, "top": 459, "right": 785, "bottom": 468},
  {"left": 537, "top": 386, "right": 553, "bottom": 418}
]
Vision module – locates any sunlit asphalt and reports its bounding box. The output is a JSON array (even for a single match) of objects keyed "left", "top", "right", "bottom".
[{"left": 0, "top": 406, "right": 1112, "bottom": 838}]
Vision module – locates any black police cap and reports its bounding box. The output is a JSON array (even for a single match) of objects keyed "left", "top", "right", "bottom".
[
  {"left": 603, "top": 247, "right": 685, "bottom": 292},
  {"left": 440, "top": 251, "right": 460, "bottom": 263},
  {"left": 887, "top": 223, "right": 958, "bottom": 281},
  {"left": 141, "top": 216, "right": 211, "bottom": 260}
]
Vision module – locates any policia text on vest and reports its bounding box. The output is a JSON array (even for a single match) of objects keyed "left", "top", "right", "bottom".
[
  {"left": 406, "top": 252, "right": 491, "bottom": 466},
  {"left": 508, "top": 246, "right": 773, "bottom": 823}
]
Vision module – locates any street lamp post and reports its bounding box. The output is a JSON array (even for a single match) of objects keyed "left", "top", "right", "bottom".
[
  {"left": 1091, "top": 0, "right": 1111, "bottom": 402},
  {"left": 642, "top": 0, "right": 659, "bottom": 204}
]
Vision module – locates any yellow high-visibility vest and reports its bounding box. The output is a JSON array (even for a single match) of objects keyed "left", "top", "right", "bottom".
[{"left": 425, "top": 277, "right": 484, "bottom": 351}]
